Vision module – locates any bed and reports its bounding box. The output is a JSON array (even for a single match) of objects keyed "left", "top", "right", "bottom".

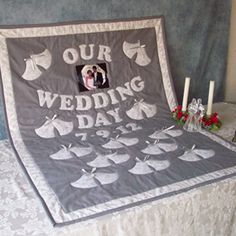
[{"left": 0, "top": 16, "right": 236, "bottom": 235}]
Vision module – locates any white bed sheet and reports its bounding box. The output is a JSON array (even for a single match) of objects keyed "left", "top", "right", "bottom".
[{"left": 1, "top": 137, "right": 236, "bottom": 236}]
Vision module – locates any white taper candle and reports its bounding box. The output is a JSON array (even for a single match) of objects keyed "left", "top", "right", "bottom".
[
  {"left": 206, "top": 80, "right": 215, "bottom": 116},
  {"left": 182, "top": 77, "right": 191, "bottom": 112}
]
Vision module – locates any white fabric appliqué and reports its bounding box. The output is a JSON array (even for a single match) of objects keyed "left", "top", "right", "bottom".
[
  {"left": 149, "top": 125, "right": 183, "bottom": 139},
  {"left": 129, "top": 156, "right": 170, "bottom": 175},
  {"left": 178, "top": 145, "right": 215, "bottom": 162},
  {"left": 87, "top": 152, "right": 130, "bottom": 168},
  {"left": 22, "top": 49, "right": 52, "bottom": 81},
  {"left": 71, "top": 168, "right": 119, "bottom": 189},
  {"left": 50, "top": 144, "right": 93, "bottom": 160},
  {"left": 123, "top": 40, "right": 151, "bottom": 66},
  {"left": 141, "top": 140, "right": 178, "bottom": 155},
  {"left": 102, "top": 135, "right": 139, "bottom": 149},
  {"left": 126, "top": 99, "right": 157, "bottom": 120},
  {"left": 35, "top": 115, "right": 73, "bottom": 138}
]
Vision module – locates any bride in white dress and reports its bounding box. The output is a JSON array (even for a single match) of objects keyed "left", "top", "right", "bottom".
[{"left": 84, "top": 70, "right": 96, "bottom": 90}]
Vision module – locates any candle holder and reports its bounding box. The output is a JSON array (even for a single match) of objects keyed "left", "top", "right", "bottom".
[{"left": 172, "top": 99, "right": 222, "bottom": 131}]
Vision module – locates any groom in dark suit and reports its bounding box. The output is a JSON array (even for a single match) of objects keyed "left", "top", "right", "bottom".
[{"left": 92, "top": 65, "right": 104, "bottom": 88}]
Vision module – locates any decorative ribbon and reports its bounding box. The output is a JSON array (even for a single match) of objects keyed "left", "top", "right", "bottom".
[
  {"left": 82, "top": 168, "right": 96, "bottom": 177},
  {"left": 146, "top": 140, "right": 159, "bottom": 145},
  {"left": 45, "top": 114, "right": 57, "bottom": 121},
  {"left": 130, "top": 40, "right": 146, "bottom": 50},
  {"left": 44, "top": 114, "right": 58, "bottom": 128},
  {"left": 136, "top": 155, "right": 150, "bottom": 162},
  {"left": 61, "top": 143, "right": 72, "bottom": 151},
  {"left": 24, "top": 53, "right": 45, "bottom": 71}
]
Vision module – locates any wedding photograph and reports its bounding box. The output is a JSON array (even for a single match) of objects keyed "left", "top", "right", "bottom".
[{"left": 76, "top": 63, "right": 109, "bottom": 92}]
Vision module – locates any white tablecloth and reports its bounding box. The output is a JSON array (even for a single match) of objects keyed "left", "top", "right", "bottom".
[
  {"left": 212, "top": 102, "right": 236, "bottom": 141},
  {"left": 1, "top": 102, "right": 236, "bottom": 236}
]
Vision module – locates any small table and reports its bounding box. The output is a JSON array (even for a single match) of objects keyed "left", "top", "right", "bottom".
[{"left": 211, "top": 102, "right": 236, "bottom": 141}]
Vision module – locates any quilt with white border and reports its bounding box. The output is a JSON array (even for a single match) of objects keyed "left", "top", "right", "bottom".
[{"left": 0, "top": 17, "right": 236, "bottom": 226}]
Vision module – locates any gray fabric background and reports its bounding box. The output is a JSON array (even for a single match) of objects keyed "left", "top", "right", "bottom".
[
  {"left": 0, "top": 0, "right": 231, "bottom": 139},
  {"left": 4, "top": 25, "right": 236, "bottom": 222}
]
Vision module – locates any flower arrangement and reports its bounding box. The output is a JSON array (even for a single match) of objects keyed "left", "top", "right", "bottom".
[
  {"left": 172, "top": 105, "right": 188, "bottom": 125},
  {"left": 201, "top": 112, "right": 222, "bottom": 131},
  {"left": 172, "top": 105, "right": 222, "bottom": 131}
]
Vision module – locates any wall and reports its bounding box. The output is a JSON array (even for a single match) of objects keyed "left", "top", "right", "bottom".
[{"left": 226, "top": 0, "right": 236, "bottom": 102}]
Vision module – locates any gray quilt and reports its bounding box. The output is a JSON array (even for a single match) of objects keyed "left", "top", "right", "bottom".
[{"left": 0, "top": 17, "right": 236, "bottom": 226}]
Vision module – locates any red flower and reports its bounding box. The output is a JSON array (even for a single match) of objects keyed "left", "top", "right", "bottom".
[
  {"left": 177, "top": 111, "right": 183, "bottom": 119},
  {"left": 183, "top": 114, "right": 188, "bottom": 122},
  {"left": 202, "top": 116, "right": 213, "bottom": 126},
  {"left": 210, "top": 115, "right": 219, "bottom": 124},
  {"left": 207, "top": 120, "right": 213, "bottom": 126},
  {"left": 177, "top": 105, "right": 182, "bottom": 111}
]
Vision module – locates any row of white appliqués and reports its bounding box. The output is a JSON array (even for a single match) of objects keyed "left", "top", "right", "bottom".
[{"left": 48, "top": 125, "right": 215, "bottom": 189}]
